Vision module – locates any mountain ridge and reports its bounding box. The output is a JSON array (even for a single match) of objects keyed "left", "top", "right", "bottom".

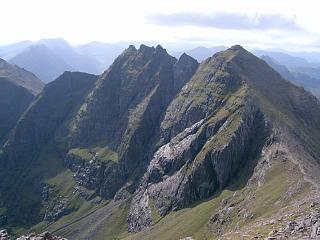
[
  {"left": 0, "top": 57, "right": 44, "bottom": 95},
  {"left": 261, "top": 55, "right": 320, "bottom": 99},
  {"left": 0, "top": 57, "right": 44, "bottom": 145},
  {"left": 1, "top": 44, "right": 320, "bottom": 240}
]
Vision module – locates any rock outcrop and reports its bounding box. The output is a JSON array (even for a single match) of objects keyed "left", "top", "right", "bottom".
[
  {"left": 0, "top": 229, "right": 9, "bottom": 240},
  {"left": 0, "top": 230, "right": 66, "bottom": 240},
  {"left": 16, "top": 231, "right": 67, "bottom": 240}
]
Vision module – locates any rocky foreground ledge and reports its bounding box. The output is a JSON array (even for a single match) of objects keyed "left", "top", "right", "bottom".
[{"left": 0, "top": 230, "right": 67, "bottom": 240}]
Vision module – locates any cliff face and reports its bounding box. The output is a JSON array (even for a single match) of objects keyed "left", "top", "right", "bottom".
[
  {"left": 1, "top": 45, "right": 320, "bottom": 240},
  {"left": 127, "top": 47, "right": 270, "bottom": 232},
  {"left": 67, "top": 45, "right": 199, "bottom": 198}
]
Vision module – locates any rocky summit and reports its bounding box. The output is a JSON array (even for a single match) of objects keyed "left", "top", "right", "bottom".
[{"left": 1, "top": 45, "right": 320, "bottom": 240}]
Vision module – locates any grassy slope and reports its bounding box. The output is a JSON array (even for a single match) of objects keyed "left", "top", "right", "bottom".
[
  {"left": 68, "top": 146, "right": 119, "bottom": 162},
  {"left": 43, "top": 200, "right": 129, "bottom": 240}
]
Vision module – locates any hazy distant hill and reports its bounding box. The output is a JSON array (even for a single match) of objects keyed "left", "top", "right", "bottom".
[
  {"left": 10, "top": 44, "right": 74, "bottom": 82},
  {"left": 38, "top": 38, "right": 100, "bottom": 74},
  {"left": 260, "top": 55, "right": 297, "bottom": 82},
  {"left": 2, "top": 39, "right": 100, "bottom": 82},
  {"left": 256, "top": 51, "right": 320, "bottom": 100},
  {"left": 286, "top": 51, "right": 320, "bottom": 65},
  {"left": 0, "top": 41, "right": 32, "bottom": 60},
  {"left": 261, "top": 55, "right": 320, "bottom": 99},
  {"left": 75, "top": 41, "right": 126, "bottom": 72},
  {"left": 253, "top": 50, "right": 311, "bottom": 68},
  {"left": 172, "top": 46, "right": 228, "bottom": 61}
]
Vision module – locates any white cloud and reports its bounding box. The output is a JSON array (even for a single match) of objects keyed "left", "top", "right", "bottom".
[{"left": 147, "top": 12, "right": 301, "bottom": 31}]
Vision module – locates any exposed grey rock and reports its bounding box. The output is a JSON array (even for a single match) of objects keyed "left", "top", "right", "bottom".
[
  {"left": 15, "top": 231, "right": 67, "bottom": 240},
  {"left": 311, "top": 221, "right": 320, "bottom": 238},
  {"left": 65, "top": 153, "right": 104, "bottom": 190},
  {"left": 265, "top": 210, "right": 320, "bottom": 239},
  {"left": 288, "top": 220, "right": 298, "bottom": 231},
  {"left": 0, "top": 229, "right": 9, "bottom": 240},
  {"left": 128, "top": 98, "right": 268, "bottom": 232},
  {"left": 127, "top": 190, "right": 152, "bottom": 232},
  {"left": 44, "top": 198, "right": 69, "bottom": 222}
]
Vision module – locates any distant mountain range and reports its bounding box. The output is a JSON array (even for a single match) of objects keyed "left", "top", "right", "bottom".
[
  {"left": 172, "top": 46, "right": 228, "bottom": 61},
  {"left": 261, "top": 55, "right": 320, "bottom": 99},
  {"left": 10, "top": 44, "right": 74, "bottom": 82},
  {"left": 5, "top": 39, "right": 100, "bottom": 82},
  {"left": 2, "top": 38, "right": 320, "bottom": 102}
]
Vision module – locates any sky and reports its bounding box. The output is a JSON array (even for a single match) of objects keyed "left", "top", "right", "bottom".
[{"left": 1, "top": 0, "right": 320, "bottom": 51}]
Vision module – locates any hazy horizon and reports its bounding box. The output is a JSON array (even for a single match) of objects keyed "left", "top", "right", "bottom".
[{"left": 1, "top": 37, "right": 320, "bottom": 54}]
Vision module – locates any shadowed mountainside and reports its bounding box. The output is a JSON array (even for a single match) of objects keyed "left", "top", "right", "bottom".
[{"left": 0, "top": 58, "right": 44, "bottom": 144}]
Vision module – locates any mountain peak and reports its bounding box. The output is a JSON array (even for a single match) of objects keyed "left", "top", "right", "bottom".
[
  {"left": 38, "top": 38, "right": 71, "bottom": 49},
  {"left": 155, "top": 44, "right": 165, "bottom": 52},
  {"left": 136, "top": 44, "right": 168, "bottom": 56},
  {"left": 177, "top": 52, "right": 198, "bottom": 65},
  {"left": 221, "top": 45, "right": 252, "bottom": 59},
  {"left": 127, "top": 44, "right": 137, "bottom": 51},
  {"left": 230, "top": 44, "right": 246, "bottom": 51},
  {"left": 139, "top": 44, "right": 154, "bottom": 53}
]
